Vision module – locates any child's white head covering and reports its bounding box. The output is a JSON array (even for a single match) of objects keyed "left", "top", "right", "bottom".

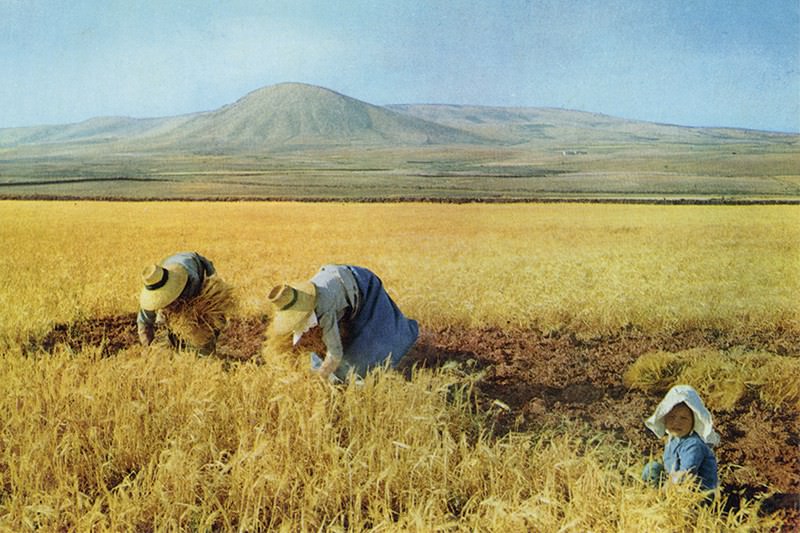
[{"left": 645, "top": 384, "right": 720, "bottom": 446}]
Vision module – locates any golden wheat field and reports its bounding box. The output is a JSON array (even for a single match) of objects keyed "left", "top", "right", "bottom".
[{"left": 0, "top": 200, "right": 798, "bottom": 531}]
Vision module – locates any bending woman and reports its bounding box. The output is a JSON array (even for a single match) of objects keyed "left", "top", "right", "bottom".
[{"left": 267, "top": 264, "right": 419, "bottom": 382}]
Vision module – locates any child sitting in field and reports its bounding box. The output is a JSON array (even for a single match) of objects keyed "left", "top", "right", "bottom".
[{"left": 642, "top": 384, "right": 719, "bottom": 493}]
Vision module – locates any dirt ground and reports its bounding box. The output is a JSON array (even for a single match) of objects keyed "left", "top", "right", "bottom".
[{"left": 29, "top": 314, "right": 800, "bottom": 530}]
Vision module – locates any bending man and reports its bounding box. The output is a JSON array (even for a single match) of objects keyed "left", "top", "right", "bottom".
[{"left": 137, "top": 252, "right": 235, "bottom": 355}]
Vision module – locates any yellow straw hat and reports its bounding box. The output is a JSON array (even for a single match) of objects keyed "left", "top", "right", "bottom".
[
  {"left": 268, "top": 281, "right": 317, "bottom": 336},
  {"left": 139, "top": 263, "right": 190, "bottom": 311}
]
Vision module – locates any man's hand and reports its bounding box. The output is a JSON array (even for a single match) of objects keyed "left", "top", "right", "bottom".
[{"left": 138, "top": 325, "right": 154, "bottom": 346}]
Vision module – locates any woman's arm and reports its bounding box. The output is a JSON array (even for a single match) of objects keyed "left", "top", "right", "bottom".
[{"left": 316, "top": 310, "right": 344, "bottom": 379}]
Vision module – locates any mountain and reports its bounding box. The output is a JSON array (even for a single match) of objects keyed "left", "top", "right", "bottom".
[
  {"left": 3, "top": 82, "right": 794, "bottom": 155},
  {"left": 0, "top": 83, "right": 487, "bottom": 152},
  {"left": 0, "top": 83, "right": 797, "bottom": 155},
  {"left": 385, "top": 104, "right": 795, "bottom": 145},
  {"left": 163, "top": 83, "right": 490, "bottom": 149},
  {"left": 0, "top": 115, "right": 196, "bottom": 148}
]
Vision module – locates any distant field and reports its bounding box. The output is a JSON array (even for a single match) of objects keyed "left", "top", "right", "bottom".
[{"left": 1, "top": 140, "right": 798, "bottom": 200}]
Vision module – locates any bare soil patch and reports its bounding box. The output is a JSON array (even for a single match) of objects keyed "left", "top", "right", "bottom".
[
  {"left": 29, "top": 313, "right": 268, "bottom": 361},
  {"left": 27, "top": 315, "right": 800, "bottom": 529}
]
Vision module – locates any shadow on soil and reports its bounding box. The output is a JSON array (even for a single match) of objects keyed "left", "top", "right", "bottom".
[{"left": 25, "top": 314, "right": 800, "bottom": 530}]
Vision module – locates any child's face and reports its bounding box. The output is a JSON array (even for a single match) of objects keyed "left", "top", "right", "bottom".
[{"left": 664, "top": 402, "right": 694, "bottom": 438}]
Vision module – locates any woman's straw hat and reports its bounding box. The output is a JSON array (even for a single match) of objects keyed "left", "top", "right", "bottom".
[
  {"left": 139, "top": 263, "right": 190, "bottom": 311},
  {"left": 268, "top": 281, "right": 317, "bottom": 336}
]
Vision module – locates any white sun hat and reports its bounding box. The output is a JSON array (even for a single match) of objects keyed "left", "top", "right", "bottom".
[{"left": 645, "top": 384, "right": 720, "bottom": 446}]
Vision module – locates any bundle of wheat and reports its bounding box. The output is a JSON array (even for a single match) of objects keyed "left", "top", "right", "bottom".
[
  {"left": 622, "top": 350, "right": 697, "bottom": 393},
  {"left": 677, "top": 352, "right": 747, "bottom": 411},
  {"left": 162, "top": 277, "right": 237, "bottom": 349},
  {"left": 625, "top": 348, "right": 800, "bottom": 411},
  {"left": 756, "top": 356, "right": 800, "bottom": 410}
]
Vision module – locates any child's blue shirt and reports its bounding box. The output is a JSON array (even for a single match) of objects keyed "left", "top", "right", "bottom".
[{"left": 664, "top": 431, "right": 719, "bottom": 490}]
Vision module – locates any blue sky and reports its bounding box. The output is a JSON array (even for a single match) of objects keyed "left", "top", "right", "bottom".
[{"left": 1, "top": 0, "right": 798, "bottom": 132}]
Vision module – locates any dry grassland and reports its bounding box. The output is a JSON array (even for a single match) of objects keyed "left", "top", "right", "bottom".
[
  {"left": 1, "top": 201, "right": 797, "bottom": 343},
  {"left": 0, "top": 200, "right": 798, "bottom": 531}
]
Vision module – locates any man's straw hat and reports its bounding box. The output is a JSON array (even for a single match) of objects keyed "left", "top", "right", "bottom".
[
  {"left": 268, "top": 281, "right": 317, "bottom": 336},
  {"left": 139, "top": 263, "right": 190, "bottom": 311}
]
